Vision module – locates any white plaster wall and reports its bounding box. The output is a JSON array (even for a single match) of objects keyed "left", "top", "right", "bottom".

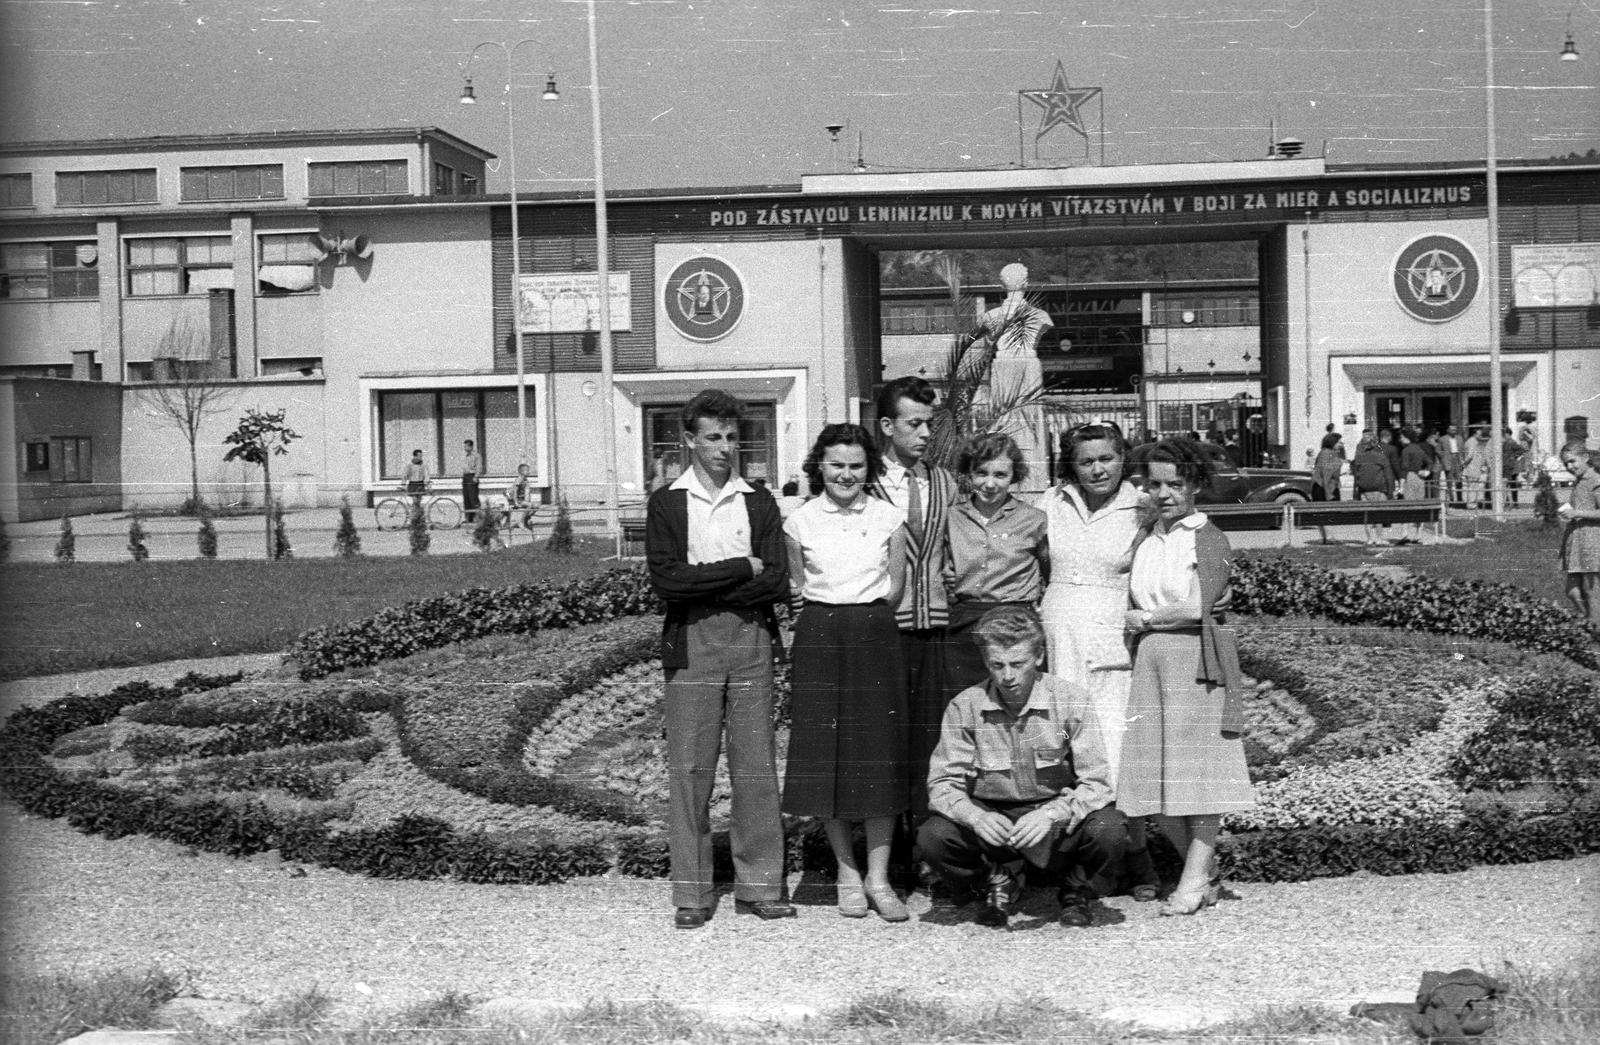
[
  {"left": 0, "top": 300, "right": 100, "bottom": 367},
  {"left": 654, "top": 240, "right": 845, "bottom": 430}
]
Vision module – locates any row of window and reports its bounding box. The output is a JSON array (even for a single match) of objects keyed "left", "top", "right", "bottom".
[
  {"left": 0, "top": 234, "right": 324, "bottom": 299},
  {"left": 0, "top": 160, "right": 423, "bottom": 208},
  {"left": 1149, "top": 295, "right": 1260, "bottom": 327},
  {"left": 23, "top": 437, "right": 94, "bottom": 484},
  {"left": 432, "top": 162, "right": 480, "bottom": 197}
]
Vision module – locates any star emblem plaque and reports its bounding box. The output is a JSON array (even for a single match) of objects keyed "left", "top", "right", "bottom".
[{"left": 1018, "top": 60, "right": 1104, "bottom": 166}]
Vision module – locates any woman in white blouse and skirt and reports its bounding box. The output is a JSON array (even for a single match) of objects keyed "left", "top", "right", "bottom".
[
  {"left": 1036, "top": 422, "right": 1160, "bottom": 900},
  {"left": 783, "top": 423, "right": 911, "bottom": 922},
  {"left": 1120, "top": 438, "right": 1255, "bottom": 917}
]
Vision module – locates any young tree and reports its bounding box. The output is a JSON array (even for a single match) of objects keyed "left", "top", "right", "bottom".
[
  {"left": 407, "top": 496, "right": 431, "bottom": 555},
  {"left": 54, "top": 515, "right": 75, "bottom": 563},
  {"left": 1534, "top": 470, "right": 1561, "bottom": 529},
  {"left": 222, "top": 408, "right": 301, "bottom": 559},
  {"left": 127, "top": 514, "right": 150, "bottom": 561},
  {"left": 136, "top": 317, "right": 237, "bottom": 513},
  {"left": 334, "top": 495, "right": 362, "bottom": 557},
  {"left": 546, "top": 497, "right": 574, "bottom": 553},
  {"left": 197, "top": 501, "right": 218, "bottom": 559},
  {"left": 471, "top": 503, "right": 503, "bottom": 552}
]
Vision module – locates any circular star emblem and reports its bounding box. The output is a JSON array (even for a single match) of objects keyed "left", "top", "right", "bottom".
[
  {"left": 664, "top": 256, "right": 745, "bottom": 341},
  {"left": 1392, "top": 234, "right": 1479, "bottom": 323}
]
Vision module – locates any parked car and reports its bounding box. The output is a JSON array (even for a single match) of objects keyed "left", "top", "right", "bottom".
[{"left": 1128, "top": 441, "right": 1315, "bottom": 505}]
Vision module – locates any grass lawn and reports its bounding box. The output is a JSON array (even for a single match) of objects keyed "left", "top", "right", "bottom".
[
  {"left": 0, "top": 541, "right": 622, "bottom": 682},
  {"left": 1239, "top": 518, "right": 1575, "bottom": 610}
]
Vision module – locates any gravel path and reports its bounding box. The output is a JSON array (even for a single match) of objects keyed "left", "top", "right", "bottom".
[
  {"left": 2, "top": 799, "right": 1594, "bottom": 1020},
  {"left": 2, "top": 654, "right": 1595, "bottom": 1024}
]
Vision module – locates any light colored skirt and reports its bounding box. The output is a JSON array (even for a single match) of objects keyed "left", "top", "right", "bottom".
[{"left": 1117, "top": 629, "right": 1255, "bottom": 818}]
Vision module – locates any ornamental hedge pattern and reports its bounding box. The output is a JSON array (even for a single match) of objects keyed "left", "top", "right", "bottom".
[{"left": 3, "top": 558, "right": 1598, "bottom": 889}]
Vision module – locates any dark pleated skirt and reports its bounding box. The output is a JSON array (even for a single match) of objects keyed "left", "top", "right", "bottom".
[{"left": 782, "top": 601, "right": 910, "bottom": 820}]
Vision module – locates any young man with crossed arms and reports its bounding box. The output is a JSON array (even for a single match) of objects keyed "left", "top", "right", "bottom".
[{"left": 645, "top": 389, "right": 793, "bottom": 929}]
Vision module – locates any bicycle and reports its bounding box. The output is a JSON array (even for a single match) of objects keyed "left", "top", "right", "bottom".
[{"left": 373, "top": 490, "right": 464, "bottom": 531}]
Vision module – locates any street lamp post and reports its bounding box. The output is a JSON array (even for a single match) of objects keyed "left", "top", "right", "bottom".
[
  {"left": 584, "top": 0, "right": 621, "bottom": 554},
  {"left": 1485, "top": 0, "right": 1506, "bottom": 521},
  {"left": 1483, "top": 5, "right": 1583, "bottom": 520},
  {"left": 460, "top": 43, "right": 559, "bottom": 488}
]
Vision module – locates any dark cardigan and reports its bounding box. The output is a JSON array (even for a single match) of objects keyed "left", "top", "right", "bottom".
[{"left": 645, "top": 483, "right": 789, "bottom": 670}]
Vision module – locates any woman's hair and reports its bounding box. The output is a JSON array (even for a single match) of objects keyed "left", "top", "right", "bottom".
[
  {"left": 1142, "top": 437, "right": 1216, "bottom": 489},
  {"left": 1059, "top": 421, "right": 1128, "bottom": 476},
  {"left": 1321, "top": 432, "right": 1343, "bottom": 451},
  {"left": 1561, "top": 440, "right": 1600, "bottom": 469},
  {"left": 802, "top": 423, "right": 881, "bottom": 495},
  {"left": 1399, "top": 426, "right": 1418, "bottom": 444},
  {"left": 957, "top": 431, "right": 1027, "bottom": 484},
  {"left": 1356, "top": 434, "right": 1380, "bottom": 454},
  {"left": 972, "top": 604, "right": 1046, "bottom": 653}
]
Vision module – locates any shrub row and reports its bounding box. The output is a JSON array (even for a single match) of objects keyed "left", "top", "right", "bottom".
[
  {"left": 166, "top": 737, "right": 387, "bottom": 800},
  {"left": 123, "top": 680, "right": 390, "bottom": 729},
  {"left": 190, "top": 699, "right": 370, "bottom": 760},
  {"left": 2, "top": 690, "right": 612, "bottom": 885},
  {"left": 286, "top": 567, "right": 659, "bottom": 678},
  {"left": 1232, "top": 558, "right": 1600, "bottom": 669},
  {"left": 8, "top": 677, "right": 1599, "bottom": 885},
  {"left": 1448, "top": 670, "right": 1600, "bottom": 793},
  {"left": 1222, "top": 800, "right": 1600, "bottom": 882}
]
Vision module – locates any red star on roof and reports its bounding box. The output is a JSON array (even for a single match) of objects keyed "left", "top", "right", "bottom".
[{"left": 1021, "top": 60, "right": 1101, "bottom": 142}]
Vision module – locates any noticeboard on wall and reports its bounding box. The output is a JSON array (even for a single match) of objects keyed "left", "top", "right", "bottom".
[
  {"left": 518, "top": 272, "right": 632, "bottom": 333},
  {"left": 1511, "top": 243, "right": 1600, "bottom": 308}
]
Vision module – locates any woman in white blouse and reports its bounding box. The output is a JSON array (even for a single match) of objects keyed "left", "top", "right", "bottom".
[
  {"left": 1119, "top": 438, "right": 1254, "bottom": 917},
  {"left": 783, "top": 423, "right": 911, "bottom": 922},
  {"left": 1037, "top": 421, "right": 1160, "bottom": 901}
]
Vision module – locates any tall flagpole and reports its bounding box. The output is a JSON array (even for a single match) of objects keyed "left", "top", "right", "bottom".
[{"left": 587, "top": 0, "right": 619, "bottom": 553}]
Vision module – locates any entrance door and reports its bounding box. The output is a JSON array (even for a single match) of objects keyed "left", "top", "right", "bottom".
[
  {"left": 1419, "top": 393, "right": 1454, "bottom": 432},
  {"left": 1374, "top": 394, "right": 1407, "bottom": 432}
]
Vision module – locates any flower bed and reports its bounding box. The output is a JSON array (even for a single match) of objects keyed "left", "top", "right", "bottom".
[{"left": 5, "top": 559, "right": 1599, "bottom": 887}]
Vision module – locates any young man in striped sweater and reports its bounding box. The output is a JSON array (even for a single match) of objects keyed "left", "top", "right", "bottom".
[{"left": 872, "top": 376, "right": 961, "bottom": 836}]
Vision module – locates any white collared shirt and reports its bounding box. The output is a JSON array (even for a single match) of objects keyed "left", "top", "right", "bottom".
[
  {"left": 877, "top": 456, "right": 925, "bottom": 518},
  {"left": 671, "top": 468, "right": 752, "bottom": 565},
  {"left": 783, "top": 494, "right": 904, "bottom": 604},
  {"left": 1130, "top": 511, "right": 1208, "bottom": 610}
]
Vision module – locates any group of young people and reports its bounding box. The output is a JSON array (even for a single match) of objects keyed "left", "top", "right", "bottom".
[{"left": 645, "top": 377, "right": 1254, "bottom": 930}]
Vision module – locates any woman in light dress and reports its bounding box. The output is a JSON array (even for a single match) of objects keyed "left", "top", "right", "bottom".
[{"left": 1035, "top": 421, "right": 1160, "bottom": 900}]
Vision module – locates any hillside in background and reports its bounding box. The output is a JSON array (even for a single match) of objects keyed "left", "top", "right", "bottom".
[{"left": 879, "top": 242, "right": 1259, "bottom": 289}]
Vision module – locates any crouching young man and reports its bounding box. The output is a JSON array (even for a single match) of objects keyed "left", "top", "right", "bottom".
[{"left": 917, "top": 605, "right": 1126, "bottom": 929}]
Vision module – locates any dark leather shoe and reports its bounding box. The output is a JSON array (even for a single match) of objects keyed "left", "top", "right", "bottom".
[
  {"left": 1058, "top": 888, "right": 1094, "bottom": 928},
  {"left": 734, "top": 899, "right": 797, "bottom": 920},
  {"left": 674, "top": 907, "right": 710, "bottom": 930},
  {"left": 975, "top": 867, "right": 1018, "bottom": 928}
]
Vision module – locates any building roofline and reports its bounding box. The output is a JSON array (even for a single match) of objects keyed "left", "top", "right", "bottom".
[
  {"left": 307, "top": 156, "right": 1595, "bottom": 211},
  {"left": 0, "top": 127, "right": 497, "bottom": 161},
  {"left": 880, "top": 278, "right": 1258, "bottom": 295}
]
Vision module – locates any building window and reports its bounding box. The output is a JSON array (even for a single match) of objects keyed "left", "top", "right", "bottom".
[
  {"left": 180, "top": 165, "right": 284, "bottom": 202},
  {"left": 458, "top": 173, "right": 479, "bottom": 195},
  {"left": 0, "top": 241, "right": 99, "bottom": 300},
  {"left": 376, "top": 388, "right": 533, "bottom": 480},
  {"left": 881, "top": 302, "right": 958, "bottom": 336},
  {"left": 126, "top": 236, "right": 233, "bottom": 296},
  {"left": 433, "top": 162, "right": 455, "bottom": 195},
  {"left": 1150, "top": 293, "right": 1260, "bottom": 328},
  {"left": 258, "top": 233, "right": 321, "bottom": 294},
  {"left": 1, "top": 173, "right": 32, "bottom": 208},
  {"left": 643, "top": 403, "right": 777, "bottom": 489},
  {"left": 56, "top": 168, "right": 158, "bottom": 206},
  {"left": 308, "top": 160, "right": 407, "bottom": 197},
  {"left": 25, "top": 436, "right": 92, "bottom": 482}
]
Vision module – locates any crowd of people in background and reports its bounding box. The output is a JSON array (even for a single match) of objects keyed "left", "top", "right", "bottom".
[{"left": 646, "top": 381, "right": 1255, "bottom": 931}]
